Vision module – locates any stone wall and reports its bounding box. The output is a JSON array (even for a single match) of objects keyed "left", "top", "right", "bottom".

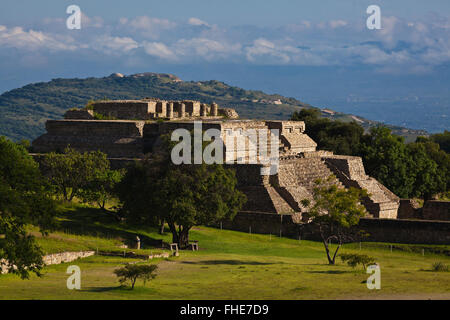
[
  {"left": 44, "top": 120, "right": 145, "bottom": 137},
  {"left": 218, "top": 108, "right": 239, "bottom": 119},
  {"left": 398, "top": 199, "right": 422, "bottom": 219},
  {"left": 1, "top": 251, "right": 95, "bottom": 275},
  {"left": 90, "top": 99, "right": 236, "bottom": 120},
  {"left": 221, "top": 212, "right": 450, "bottom": 245},
  {"left": 42, "top": 251, "right": 95, "bottom": 265},
  {"left": 422, "top": 201, "right": 450, "bottom": 221},
  {"left": 93, "top": 100, "right": 155, "bottom": 119},
  {"left": 64, "top": 109, "right": 94, "bottom": 120},
  {"left": 32, "top": 120, "right": 146, "bottom": 158}
]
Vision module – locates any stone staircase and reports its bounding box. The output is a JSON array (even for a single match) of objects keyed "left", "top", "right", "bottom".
[
  {"left": 277, "top": 158, "right": 343, "bottom": 193},
  {"left": 323, "top": 157, "right": 399, "bottom": 218},
  {"left": 265, "top": 186, "right": 296, "bottom": 214},
  {"left": 355, "top": 178, "right": 399, "bottom": 218},
  {"left": 263, "top": 157, "right": 344, "bottom": 213},
  {"left": 259, "top": 155, "right": 398, "bottom": 218}
]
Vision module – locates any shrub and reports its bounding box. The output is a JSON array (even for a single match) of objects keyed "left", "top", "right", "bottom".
[
  {"left": 340, "top": 253, "right": 377, "bottom": 270},
  {"left": 114, "top": 263, "right": 158, "bottom": 289},
  {"left": 431, "top": 262, "right": 449, "bottom": 272}
]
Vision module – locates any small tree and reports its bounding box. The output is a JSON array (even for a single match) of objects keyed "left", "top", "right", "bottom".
[
  {"left": 340, "top": 253, "right": 376, "bottom": 270},
  {"left": 301, "top": 176, "right": 368, "bottom": 265},
  {"left": 79, "top": 168, "right": 124, "bottom": 210},
  {"left": 114, "top": 264, "right": 158, "bottom": 290},
  {"left": 41, "top": 147, "right": 110, "bottom": 201}
]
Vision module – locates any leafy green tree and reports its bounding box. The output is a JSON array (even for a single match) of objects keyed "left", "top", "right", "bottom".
[
  {"left": 291, "top": 109, "right": 364, "bottom": 155},
  {"left": 406, "top": 142, "right": 446, "bottom": 200},
  {"left": 358, "top": 127, "right": 414, "bottom": 198},
  {"left": 0, "top": 136, "right": 56, "bottom": 278},
  {"left": 301, "top": 176, "right": 368, "bottom": 265},
  {"left": 79, "top": 168, "right": 124, "bottom": 210},
  {"left": 114, "top": 264, "right": 158, "bottom": 290},
  {"left": 340, "top": 253, "right": 377, "bottom": 270},
  {"left": 41, "top": 147, "right": 110, "bottom": 201},
  {"left": 117, "top": 136, "right": 246, "bottom": 248},
  {"left": 429, "top": 130, "right": 450, "bottom": 153}
]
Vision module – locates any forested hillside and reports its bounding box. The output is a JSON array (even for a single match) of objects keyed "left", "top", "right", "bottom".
[{"left": 0, "top": 72, "right": 427, "bottom": 141}]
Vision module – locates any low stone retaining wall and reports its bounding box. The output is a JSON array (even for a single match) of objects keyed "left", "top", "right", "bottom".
[
  {"left": 42, "top": 251, "right": 95, "bottom": 265},
  {"left": 220, "top": 212, "right": 450, "bottom": 245},
  {"left": 1, "top": 251, "right": 95, "bottom": 275}
]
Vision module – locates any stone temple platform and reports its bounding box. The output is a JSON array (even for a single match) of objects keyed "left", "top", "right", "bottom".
[{"left": 32, "top": 99, "right": 399, "bottom": 219}]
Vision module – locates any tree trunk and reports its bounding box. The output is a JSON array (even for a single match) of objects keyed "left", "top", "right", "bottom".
[
  {"left": 62, "top": 186, "right": 69, "bottom": 202},
  {"left": 331, "top": 243, "right": 342, "bottom": 264},
  {"left": 168, "top": 223, "right": 191, "bottom": 249},
  {"left": 168, "top": 222, "right": 179, "bottom": 245},
  {"left": 99, "top": 199, "right": 106, "bottom": 211},
  {"left": 323, "top": 240, "right": 334, "bottom": 265},
  {"left": 159, "top": 219, "right": 165, "bottom": 235},
  {"left": 319, "top": 226, "right": 335, "bottom": 265},
  {"left": 178, "top": 227, "right": 190, "bottom": 249}
]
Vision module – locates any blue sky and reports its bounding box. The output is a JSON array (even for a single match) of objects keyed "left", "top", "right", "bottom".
[
  {"left": 0, "top": 1, "right": 449, "bottom": 132},
  {"left": 2, "top": 0, "right": 450, "bottom": 26}
]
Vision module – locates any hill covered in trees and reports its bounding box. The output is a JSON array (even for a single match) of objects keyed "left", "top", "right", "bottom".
[{"left": 0, "top": 72, "right": 427, "bottom": 141}]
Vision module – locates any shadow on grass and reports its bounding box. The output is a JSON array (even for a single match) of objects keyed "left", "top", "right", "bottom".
[
  {"left": 83, "top": 286, "right": 124, "bottom": 293},
  {"left": 306, "top": 270, "right": 350, "bottom": 274},
  {"left": 181, "top": 259, "right": 278, "bottom": 266},
  {"left": 83, "top": 285, "right": 158, "bottom": 294},
  {"left": 56, "top": 205, "right": 167, "bottom": 249}
]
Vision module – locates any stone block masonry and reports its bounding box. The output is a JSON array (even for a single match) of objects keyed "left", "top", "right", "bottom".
[
  {"left": 422, "top": 201, "right": 450, "bottom": 221},
  {"left": 32, "top": 120, "right": 146, "bottom": 158},
  {"left": 42, "top": 251, "right": 95, "bottom": 265},
  {"left": 1, "top": 251, "right": 95, "bottom": 275},
  {"left": 91, "top": 99, "right": 238, "bottom": 120}
]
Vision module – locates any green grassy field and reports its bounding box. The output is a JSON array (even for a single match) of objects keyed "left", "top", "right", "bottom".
[{"left": 0, "top": 204, "right": 449, "bottom": 300}]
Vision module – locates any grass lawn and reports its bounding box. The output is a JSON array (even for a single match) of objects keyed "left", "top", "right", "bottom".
[{"left": 0, "top": 204, "right": 449, "bottom": 300}]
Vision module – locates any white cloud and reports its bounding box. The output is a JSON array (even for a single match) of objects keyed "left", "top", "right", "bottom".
[
  {"left": 143, "top": 41, "right": 177, "bottom": 60},
  {"left": 188, "top": 18, "right": 209, "bottom": 27},
  {"left": 1, "top": 14, "right": 450, "bottom": 73},
  {"left": 246, "top": 38, "right": 297, "bottom": 64},
  {"left": 0, "top": 26, "right": 75, "bottom": 51},
  {"left": 92, "top": 36, "right": 139, "bottom": 54},
  {"left": 329, "top": 20, "right": 348, "bottom": 29},
  {"left": 81, "top": 13, "right": 104, "bottom": 28},
  {"left": 175, "top": 37, "right": 241, "bottom": 61}
]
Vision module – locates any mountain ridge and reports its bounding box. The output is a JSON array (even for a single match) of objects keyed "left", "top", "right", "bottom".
[{"left": 0, "top": 72, "right": 428, "bottom": 142}]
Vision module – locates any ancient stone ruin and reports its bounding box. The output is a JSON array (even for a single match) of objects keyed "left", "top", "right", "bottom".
[
  {"left": 64, "top": 98, "right": 238, "bottom": 121},
  {"left": 32, "top": 99, "right": 400, "bottom": 219}
]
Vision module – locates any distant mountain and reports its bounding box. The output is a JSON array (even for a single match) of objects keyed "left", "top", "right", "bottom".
[{"left": 0, "top": 72, "right": 427, "bottom": 142}]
